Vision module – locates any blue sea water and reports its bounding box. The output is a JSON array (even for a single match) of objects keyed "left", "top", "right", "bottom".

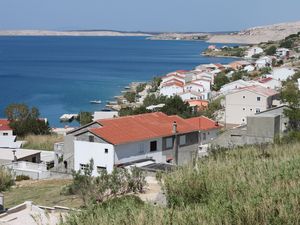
[{"left": 0, "top": 36, "right": 234, "bottom": 127}]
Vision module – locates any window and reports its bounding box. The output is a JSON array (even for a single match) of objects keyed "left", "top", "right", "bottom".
[
  {"left": 242, "top": 118, "right": 245, "bottom": 122},
  {"left": 256, "top": 108, "right": 260, "bottom": 113},
  {"left": 203, "top": 133, "right": 206, "bottom": 141},
  {"left": 80, "top": 164, "right": 88, "bottom": 171},
  {"left": 104, "top": 148, "right": 108, "bottom": 154},
  {"left": 89, "top": 135, "right": 94, "bottom": 142},
  {"left": 97, "top": 166, "right": 106, "bottom": 174},
  {"left": 166, "top": 137, "right": 173, "bottom": 149},
  {"left": 243, "top": 108, "right": 245, "bottom": 111},
  {"left": 257, "top": 97, "right": 261, "bottom": 101},
  {"left": 250, "top": 108, "right": 253, "bottom": 111},
  {"left": 180, "top": 135, "right": 186, "bottom": 145},
  {"left": 243, "top": 96, "right": 245, "bottom": 99},
  {"left": 150, "top": 141, "right": 157, "bottom": 152},
  {"left": 3, "top": 133, "right": 8, "bottom": 136}
]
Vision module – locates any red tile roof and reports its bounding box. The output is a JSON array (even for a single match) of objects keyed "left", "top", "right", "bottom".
[
  {"left": 0, "top": 119, "right": 12, "bottom": 131},
  {"left": 258, "top": 77, "right": 273, "bottom": 83},
  {"left": 89, "top": 112, "right": 220, "bottom": 145},
  {"left": 161, "top": 79, "right": 184, "bottom": 88}
]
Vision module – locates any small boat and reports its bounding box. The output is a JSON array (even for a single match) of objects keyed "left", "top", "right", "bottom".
[{"left": 90, "top": 100, "right": 102, "bottom": 104}]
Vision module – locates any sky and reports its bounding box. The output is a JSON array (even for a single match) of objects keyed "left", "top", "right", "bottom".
[{"left": 0, "top": 0, "right": 300, "bottom": 32}]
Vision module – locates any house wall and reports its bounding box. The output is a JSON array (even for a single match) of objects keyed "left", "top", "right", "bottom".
[
  {"left": 56, "top": 122, "right": 102, "bottom": 173},
  {"left": 160, "top": 85, "right": 183, "bottom": 97},
  {"left": 225, "top": 90, "right": 270, "bottom": 125},
  {"left": 19, "top": 153, "right": 41, "bottom": 163},
  {"left": 247, "top": 115, "right": 280, "bottom": 138},
  {"left": 114, "top": 138, "right": 165, "bottom": 165},
  {"left": 179, "top": 92, "right": 202, "bottom": 101},
  {"left": 0, "top": 130, "right": 13, "bottom": 136},
  {"left": 74, "top": 141, "right": 114, "bottom": 175}
]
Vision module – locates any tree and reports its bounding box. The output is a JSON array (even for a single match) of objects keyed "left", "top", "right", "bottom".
[
  {"left": 281, "top": 81, "right": 300, "bottom": 130},
  {"left": 136, "top": 83, "right": 146, "bottom": 93},
  {"left": 265, "top": 45, "right": 276, "bottom": 55},
  {"left": 231, "top": 71, "right": 248, "bottom": 81},
  {"left": 143, "top": 94, "right": 166, "bottom": 107},
  {"left": 280, "top": 39, "right": 293, "bottom": 49},
  {"left": 77, "top": 112, "right": 93, "bottom": 126},
  {"left": 5, "top": 104, "right": 50, "bottom": 137},
  {"left": 124, "top": 92, "right": 136, "bottom": 103},
  {"left": 213, "top": 73, "right": 230, "bottom": 91},
  {"left": 161, "top": 96, "right": 193, "bottom": 118}
]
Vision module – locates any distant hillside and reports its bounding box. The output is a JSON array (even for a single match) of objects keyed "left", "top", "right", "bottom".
[
  {"left": 208, "top": 21, "right": 300, "bottom": 44},
  {"left": 0, "top": 30, "right": 153, "bottom": 37}
]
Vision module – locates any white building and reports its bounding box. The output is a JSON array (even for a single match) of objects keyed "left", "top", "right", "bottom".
[
  {"left": 61, "top": 112, "right": 222, "bottom": 175},
  {"left": 159, "top": 79, "right": 184, "bottom": 97},
  {"left": 267, "top": 67, "right": 295, "bottom": 81},
  {"left": 0, "top": 119, "right": 13, "bottom": 136},
  {"left": 243, "top": 65, "right": 255, "bottom": 72},
  {"left": 220, "top": 79, "right": 252, "bottom": 95},
  {"left": 255, "top": 56, "right": 272, "bottom": 69},
  {"left": 225, "top": 85, "right": 279, "bottom": 125},
  {"left": 245, "top": 46, "right": 263, "bottom": 58},
  {"left": 254, "top": 77, "right": 282, "bottom": 90},
  {"left": 93, "top": 110, "right": 118, "bottom": 121},
  {"left": 276, "top": 48, "right": 290, "bottom": 58}
]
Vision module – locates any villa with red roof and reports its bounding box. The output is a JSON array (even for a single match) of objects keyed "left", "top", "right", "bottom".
[
  {"left": 57, "top": 112, "right": 221, "bottom": 174},
  {"left": 225, "top": 85, "right": 279, "bottom": 125},
  {"left": 0, "top": 119, "right": 13, "bottom": 136}
]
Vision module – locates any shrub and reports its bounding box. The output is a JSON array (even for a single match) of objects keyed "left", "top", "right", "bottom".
[
  {"left": 15, "top": 175, "right": 30, "bottom": 181},
  {"left": 66, "top": 159, "right": 146, "bottom": 206},
  {"left": 265, "top": 45, "right": 276, "bottom": 55},
  {"left": 0, "top": 167, "right": 14, "bottom": 191},
  {"left": 124, "top": 92, "right": 136, "bottom": 103}
]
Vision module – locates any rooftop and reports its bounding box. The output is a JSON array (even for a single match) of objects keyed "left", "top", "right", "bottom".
[
  {"left": 88, "top": 112, "right": 220, "bottom": 145},
  {"left": 0, "top": 119, "right": 12, "bottom": 131},
  {"left": 228, "top": 85, "right": 278, "bottom": 97}
]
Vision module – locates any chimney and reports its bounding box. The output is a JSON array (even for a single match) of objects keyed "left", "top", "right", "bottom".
[
  {"left": 12, "top": 150, "right": 17, "bottom": 162},
  {"left": 215, "top": 121, "right": 219, "bottom": 126},
  {"left": 172, "top": 121, "right": 177, "bottom": 134}
]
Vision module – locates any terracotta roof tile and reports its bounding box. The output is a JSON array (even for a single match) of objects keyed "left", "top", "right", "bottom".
[
  {"left": 89, "top": 112, "right": 220, "bottom": 145},
  {"left": 0, "top": 119, "right": 12, "bottom": 131}
]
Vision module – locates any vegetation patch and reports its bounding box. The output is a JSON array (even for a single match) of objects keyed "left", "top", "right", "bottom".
[{"left": 22, "top": 134, "right": 63, "bottom": 151}]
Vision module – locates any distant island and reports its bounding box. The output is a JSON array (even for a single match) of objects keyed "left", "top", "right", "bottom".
[
  {"left": 0, "top": 30, "right": 154, "bottom": 37},
  {"left": 1, "top": 20, "right": 300, "bottom": 44}
]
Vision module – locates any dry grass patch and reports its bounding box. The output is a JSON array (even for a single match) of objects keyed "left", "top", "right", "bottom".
[
  {"left": 4, "top": 179, "right": 82, "bottom": 208},
  {"left": 22, "top": 134, "right": 63, "bottom": 151}
]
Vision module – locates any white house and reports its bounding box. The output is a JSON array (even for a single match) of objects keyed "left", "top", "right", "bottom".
[
  {"left": 184, "top": 82, "right": 205, "bottom": 93},
  {"left": 220, "top": 79, "right": 252, "bottom": 95},
  {"left": 245, "top": 46, "right": 263, "bottom": 58},
  {"left": 255, "top": 56, "right": 272, "bottom": 69},
  {"left": 225, "top": 85, "right": 279, "bottom": 125},
  {"left": 161, "top": 73, "right": 186, "bottom": 85},
  {"left": 0, "top": 119, "right": 23, "bottom": 148},
  {"left": 243, "top": 65, "right": 255, "bottom": 72},
  {"left": 298, "top": 78, "right": 300, "bottom": 90},
  {"left": 267, "top": 67, "right": 295, "bottom": 81},
  {"left": 159, "top": 79, "right": 184, "bottom": 97},
  {"left": 276, "top": 48, "right": 290, "bottom": 58},
  {"left": 62, "top": 112, "right": 222, "bottom": 175},
  {"left": 254, "top": 77, "right": 282, "bottom": 90},
  {"left": 178, "top": 91, "right": 204, "bottom": 101},
  {"left": 93, "top": 110, "right": 118, "bottom": 121}
]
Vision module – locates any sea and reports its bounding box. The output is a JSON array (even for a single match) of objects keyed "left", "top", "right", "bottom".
[{"left": 0, "top": 36, "right": 235, "bottom": 127}]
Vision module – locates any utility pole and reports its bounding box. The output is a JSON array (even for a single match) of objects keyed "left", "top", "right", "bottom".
[{"left": 172, "top": 121, "right": 179, "bottom": 165}]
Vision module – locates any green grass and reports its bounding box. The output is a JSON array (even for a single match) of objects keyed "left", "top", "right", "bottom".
[
  {"left": 4, "top": 179, "right": 82, "bottom": 208},
  {"left": 22, "top": 134, "right": 63, "bottom": 151},
  {"left": 64, "top": 142, "right": 300, "bottom": 225}
]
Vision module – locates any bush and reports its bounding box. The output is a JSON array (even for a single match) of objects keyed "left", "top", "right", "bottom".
[
  {"left": 265, "top": 45, "right": 277, "bottom": 55},
  {"left": 15, "top": 175, "right": 30, "bottom": 181},
  {"left": 0, "top": 167, "right": 14, "bottom": 191},
  {"left": 136, "top": 83, "right": 146, "bottom": 93},
  {"left": 66, "top": 159, "right": 146, "bottom": 206}
]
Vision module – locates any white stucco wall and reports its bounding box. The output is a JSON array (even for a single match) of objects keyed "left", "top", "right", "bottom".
[
  {"left": 160, "top": 85, "right": 183, "bottom": 97},
  {"left": 74, "top": 141, "right": 115, "bottom": 175},
  {"left": 0, "top": 130, "right": 13, "bottom": 136},
  {"left": 114, "top": 138, "right": 165, "bottom": 164},
  {"left": 225, "top": 90, "right": 269, "bottom": 125}
]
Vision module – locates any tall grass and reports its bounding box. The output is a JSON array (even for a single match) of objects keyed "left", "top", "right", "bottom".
[
  {"left": 22, "top": 134, "right": 63, "bottom": 151},
  {"left": 0, "top": 167, "right": 14, "bottom": 191},
  {"left": 63, "top": 142, "right": 300, "bottom": 225}
]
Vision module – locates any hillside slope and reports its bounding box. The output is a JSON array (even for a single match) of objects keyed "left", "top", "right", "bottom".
[{"left": 209, "top": 21, "right": 300, "bottom": 44}]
